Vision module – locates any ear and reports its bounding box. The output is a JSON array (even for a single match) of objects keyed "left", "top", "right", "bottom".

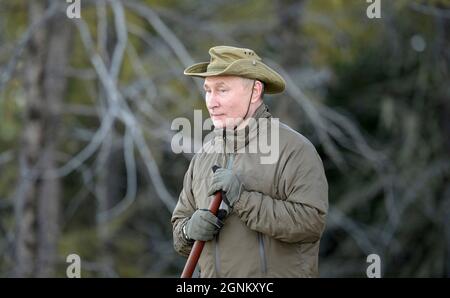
[{"left": 251, "top": 80, "right": 264, "bottom": 103}]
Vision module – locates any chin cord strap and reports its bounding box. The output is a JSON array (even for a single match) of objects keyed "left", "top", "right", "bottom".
[{"left": 233, "top": 79, "right": 256, "bottom": 131}]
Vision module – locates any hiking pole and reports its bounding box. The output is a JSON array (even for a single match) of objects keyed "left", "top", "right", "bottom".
[{"left": 180, "top": 165, "right": 222, "bottom": 278}]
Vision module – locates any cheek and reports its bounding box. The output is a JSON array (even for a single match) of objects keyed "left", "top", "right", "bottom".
[{"left": 223, "top": 92, "right": 245, "bottom": 117}]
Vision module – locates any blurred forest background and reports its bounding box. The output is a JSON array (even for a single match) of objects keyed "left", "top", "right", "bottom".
[{"left": 0, "top": 0, "right": 449, "bottom": 277}]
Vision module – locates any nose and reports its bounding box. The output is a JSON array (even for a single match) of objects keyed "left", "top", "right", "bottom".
[{"left": 206, "top": 91, "right": 219, "bottom": 110}]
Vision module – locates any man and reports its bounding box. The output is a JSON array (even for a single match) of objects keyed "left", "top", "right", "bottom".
[{"left": 172, "top": 46, "right": 328, "bottom": 277}]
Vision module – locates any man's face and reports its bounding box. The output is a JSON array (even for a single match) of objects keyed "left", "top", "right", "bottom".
[{"left": 203, "top": 76, "right": 253, "bottom": 129}]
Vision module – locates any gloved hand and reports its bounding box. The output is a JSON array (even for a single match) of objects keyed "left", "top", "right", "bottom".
[
  {"left": 208, "top": 168, "right": 244, "bottom": 208},
  {"left": 184, "top": 209, "right": 224, "bottom": 241}
]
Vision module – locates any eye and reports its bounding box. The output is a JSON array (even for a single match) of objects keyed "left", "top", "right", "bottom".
[{"left": 219, "top": 89, "right": 228, "bottom": 93}]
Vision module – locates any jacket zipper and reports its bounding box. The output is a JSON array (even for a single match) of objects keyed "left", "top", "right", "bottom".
[
  {"left": 257, "top": 232, "right": 267, "bottom": 276},
  {"left": 215, "top": 131, "right": 234, "bottom": 277}
]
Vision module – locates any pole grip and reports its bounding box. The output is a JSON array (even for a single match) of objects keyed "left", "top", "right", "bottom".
[
  {"left": 180, "top": 165, "right": 223, "bottom": 278},
  {"left": 180, "top": 191, "right": 222, "bottom": 278}
]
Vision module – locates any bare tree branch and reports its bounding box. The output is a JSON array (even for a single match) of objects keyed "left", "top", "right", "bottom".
[
  {"left": 97, "top": 127, "right": 137, "bottom": 223},
  {"left": 274, "top": 63, "right": 347, "bottom": 169},
  {"left": 75, "top": 18, "right": 176, "bottom": 212},
  {"left": 125, "top": 0, "right": 204, "bottom": 93},
  {"left": 109, "top": 0, "right": 127, "bottom": 82},
  {"left": 409, "top": 2, "right": 450, "bottom": 19},
  {"left": 0, "top": 1, "right": 60, "bottom": 93}
]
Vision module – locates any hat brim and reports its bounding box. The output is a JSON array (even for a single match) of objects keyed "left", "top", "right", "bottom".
[{"left": 184, "top": 60, "right": 285, "bottom": 94}]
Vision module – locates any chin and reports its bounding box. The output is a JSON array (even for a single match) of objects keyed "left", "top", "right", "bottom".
[
  {"left": 212, "top": 120, "right": 225, "bottom": 129},
  {"left": 212, "top": 116, "right": 239, "bottom": 129}
]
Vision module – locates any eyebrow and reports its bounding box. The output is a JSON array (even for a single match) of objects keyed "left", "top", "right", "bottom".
[{"left": 203, "top": 81, "right": 227, "bottom": 89}]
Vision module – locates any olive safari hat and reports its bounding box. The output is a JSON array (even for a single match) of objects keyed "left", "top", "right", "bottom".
[{"left": 184, "top": 45, "right": 286, "bottom": 94}]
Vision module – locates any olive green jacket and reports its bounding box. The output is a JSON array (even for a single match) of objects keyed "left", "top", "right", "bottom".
[{"left": 172, "top": 103, "right": 328, "bottom": 277}]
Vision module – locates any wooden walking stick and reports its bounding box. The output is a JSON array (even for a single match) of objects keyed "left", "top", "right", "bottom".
[{"left": 180, "top": 166, "right": 222, "bottom": 278}]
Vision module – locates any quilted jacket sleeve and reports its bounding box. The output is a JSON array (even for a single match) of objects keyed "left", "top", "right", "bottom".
[
  {"left": 234, "top": 141, "right": 328, "bottom": 243},
  {"left": 171, "top": 156, "right": 197, "bottom": 257}
]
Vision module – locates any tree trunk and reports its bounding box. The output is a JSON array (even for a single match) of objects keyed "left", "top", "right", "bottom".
[{"left": 13, "top": 1, "right": 71, "bottom": 277}]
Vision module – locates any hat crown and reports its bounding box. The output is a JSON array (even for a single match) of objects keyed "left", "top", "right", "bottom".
[
  {"left": 207, "top": 46, "right": 261, "bottom": 72},
  {"left": 184, "top": 45, "right": 285, "bottom": 94}
]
